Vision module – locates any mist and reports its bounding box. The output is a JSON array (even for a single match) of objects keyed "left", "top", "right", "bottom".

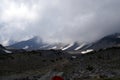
[{"left": 0, "top": 0, "right": 120, "bottom": 46}]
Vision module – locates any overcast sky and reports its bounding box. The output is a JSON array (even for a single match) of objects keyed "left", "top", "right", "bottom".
[{"left": 0, "top": 0, "right": 120, "bottom": 45}]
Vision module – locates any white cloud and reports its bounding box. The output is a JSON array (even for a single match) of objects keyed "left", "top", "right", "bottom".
[
  {"left": 1, "top": 0, "right": 39, "bottom": 22},
  {"left": 0, "top": 0, "right": 120, "bottom": 45}
]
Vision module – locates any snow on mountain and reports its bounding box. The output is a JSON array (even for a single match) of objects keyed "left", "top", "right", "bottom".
[
  {"left": 39, "top": 45, "right": 49, "bottom": 49},
  {"left": 7, "top": 33, "right": 120, "bottom": 51},
  {"left": 8, "top": 37, "right": 68, "bottom": 50},
  {"left": 8, "top": 39, "right": 86, "bottom": 51},
  {"left": 4, "top": 50, "right": 12, "bottom": 53},
  {"left": 75, "top": 43, "right": 85, "bottom": 50},
  {"left": 81, "top": 49, "right": 94, "bottom": 54},
  {"left": 23, "top": 46, "right": 29, "bottom": 49},
  {"left": 62, "top": 43, "right": 74, "bottom": 50},
  {"left": 49, "top": 46, "right": 57, "bottom": 49}
]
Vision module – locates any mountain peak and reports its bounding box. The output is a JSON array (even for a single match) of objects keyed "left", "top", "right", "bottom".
[{"left": 8, "top": 36, "right": 45, "bottom": 50}]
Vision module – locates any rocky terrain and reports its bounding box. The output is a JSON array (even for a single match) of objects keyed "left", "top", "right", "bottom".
[{"left": 0, "top": 47, "right": 120, "bottom": 80}]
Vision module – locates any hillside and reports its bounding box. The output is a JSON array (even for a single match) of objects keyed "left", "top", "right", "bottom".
[
  {"left": 0, "top": 47, "right": 120, "bottom": 80},
  {"left": 85, "top": 33, "right": 120, "bottom": 51}
]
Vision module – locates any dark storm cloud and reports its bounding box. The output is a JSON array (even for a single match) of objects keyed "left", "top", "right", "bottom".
[{"left": 0, "top": 0, "right": 120, "bottom": 45}]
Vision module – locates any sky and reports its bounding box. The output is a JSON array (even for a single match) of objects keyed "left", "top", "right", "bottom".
[{"left": 0, "top": 0, "right": 120, "bottom": 46}]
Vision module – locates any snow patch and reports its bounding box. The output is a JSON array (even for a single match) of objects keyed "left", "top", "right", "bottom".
[
  {"left": 4, "top": 50, "right": 12, "bottom": 53},
  {"left": 75, "top": 43, "right": 85, "bottom": 50},
  {"left": 50, "top": 46, "right": 57, "bottom": 49},
  {"left": 39, "top": 45, "right": 49, "bottom": 49},
  {"left": 62, "top": 43, "right": 74, "bottom": 50},
  {"left": 23, "top": 46, "right": 29, "bottom": 49},
  {"left": 81, "top": 49, "right": 94, "bottom": 54},
  {"left": 72, "top": 56, "right": 77, "bottom": 59}
]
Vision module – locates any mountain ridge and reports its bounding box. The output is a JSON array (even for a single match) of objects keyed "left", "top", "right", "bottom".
[{"left": 7, "top": 33, "right": 120, "bottom": 51}]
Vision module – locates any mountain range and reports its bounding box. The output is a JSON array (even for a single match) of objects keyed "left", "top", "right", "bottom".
[{"left": 5, "top": 33, "right": 120, "bottom": 51}]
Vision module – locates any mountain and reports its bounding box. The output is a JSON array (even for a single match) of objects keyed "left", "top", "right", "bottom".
[
  {"left": 8, "top": 37, "right": 48, "bottom": 50},
  {"left": 85, "top": 33, "right": 120, "bottom": 50},
  {"left": 8, "top": 37, "right": 67, "bottom": 50},
  {"left": 8, "top": 37, "right": 85, "bottom": 51},
  {"left": 8, "top": 33, "right": 120, "bottom": 51},
  {"left": 8, "top": 37, "right": 64, "bottom": 50}
]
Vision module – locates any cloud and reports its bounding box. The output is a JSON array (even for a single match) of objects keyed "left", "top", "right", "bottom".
[{"left": 0, "top": 0, "right": 120, "bottom": 45}]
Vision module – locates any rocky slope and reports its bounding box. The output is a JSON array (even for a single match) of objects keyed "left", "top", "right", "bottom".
[
  {"left": 0, "top": 47, "right": 120, "bottom": 80},
  {"left": 85, "top": 33, "right": 120, "bottom": 51}
]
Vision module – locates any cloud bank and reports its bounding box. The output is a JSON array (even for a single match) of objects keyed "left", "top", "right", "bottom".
[{"left": 0, "top": 0, "right": 120, "bottom": 45}]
